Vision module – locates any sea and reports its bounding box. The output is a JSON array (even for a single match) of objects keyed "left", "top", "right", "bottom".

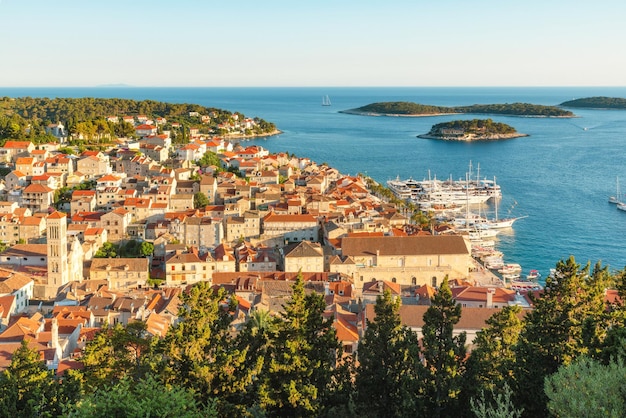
[{"left": 4, "top": 86, "right": 626, "bottom": 281}]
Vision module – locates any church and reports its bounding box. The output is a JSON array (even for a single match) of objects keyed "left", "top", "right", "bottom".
[{"left": 0, "top": 211, "right": 83, "bottom": 299}]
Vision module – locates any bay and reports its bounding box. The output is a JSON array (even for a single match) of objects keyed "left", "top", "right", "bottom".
[{"left": 3, "top": 86, "right": 626, "bottom": 279}]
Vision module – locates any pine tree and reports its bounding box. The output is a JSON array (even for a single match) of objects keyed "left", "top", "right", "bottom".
[
  {"left": 354, "top": 290, "right": 421, "bottom": 417},
  {"left": 159, "top": 282, "right": 241, "bottom": 408},
  {"left": 257, "top": 273, "right": 339, "bottom": 417},
  {"left": 513, "top": 256, "right": 613, "bottom": 416},
  {"left": 463, "top": 305, "right": 523, "bottom": 410},
  {"left": 421, "top": 278, "right": 466, "bottom": 417}
]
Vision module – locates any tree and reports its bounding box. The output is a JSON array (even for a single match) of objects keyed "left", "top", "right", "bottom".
[
  {"left": 0, "top": 340, "right": 73, "bottom": 417},
  {"left": 354, "top": 290, "right": 421, "bottom": 417},
  {"left": 470, "top": 383, "right": 523, "bottom": 418},
  {"left": 158, "top": 283, "right": 240, "bottom": 410},
  {"left": 80, "top": 322, "right": 156, "bottom": 392},
  {"left": 193, "top": 191, "right": 210, "bottom": 209},
  {"left": 421, "top": 278, "right": 466, "bottom": 417},
  {"left": 93, "top": 241, "right": 117, "bottom": 258},
  {"left": 464, "top": 305, "right": 523, "bottom": 406},
  {"left": 545, "top": 357, "right": 626, "bottom": 418},
  {"left": 513, "top": 257, "right": 613, "bottom": 417},
  {"left": 257, "top": 273, "right": 340, "bottom": 416},
  {"left": 66, "top": 374, "right": 217, "bottom": 418},
  {"left": 139, "top": 241, "right": 154, "bottom": 257}
]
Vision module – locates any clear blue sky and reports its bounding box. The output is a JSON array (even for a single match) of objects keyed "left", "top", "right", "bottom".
[{"left": 1, "top": 0, "right": 625, "bottom": 87}]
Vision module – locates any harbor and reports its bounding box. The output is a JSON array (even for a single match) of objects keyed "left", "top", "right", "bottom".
[{"left": 387, "top": 162, "right": 543, "bottom": 292}]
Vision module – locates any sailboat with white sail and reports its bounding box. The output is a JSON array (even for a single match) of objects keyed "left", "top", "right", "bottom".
[
  {"left": 322, "top": 95, "right": 331, "bottom": 106},
  {"left": 609, "top": 177, "right": 621, "bottom": 204}
]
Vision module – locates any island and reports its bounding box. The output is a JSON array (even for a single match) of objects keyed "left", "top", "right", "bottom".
[
  {"left": 560, "top": 96, "right": 626, "bottom": 109},
  {"left": 340, "top": 101, "right": 574, "bottom": 118},
  {"left": 417, "top": 118, "right": 528, "bottom": 141}
]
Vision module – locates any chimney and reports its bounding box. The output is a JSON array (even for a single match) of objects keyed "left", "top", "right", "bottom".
[
  {"left": 51, "top": 318, "right": 59, "bottom": 349},
  {"left": 487, "top": 288, "right": 495, "bottom": 308}
]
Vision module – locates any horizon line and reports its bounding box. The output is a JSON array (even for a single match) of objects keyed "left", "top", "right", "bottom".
[{"left": 2, "top": 85, "right": 626, "bottom": 89}]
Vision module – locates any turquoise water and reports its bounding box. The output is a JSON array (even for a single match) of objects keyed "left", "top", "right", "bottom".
[{"left": 3, "top": 86, "right": 626, "bottom": 278}]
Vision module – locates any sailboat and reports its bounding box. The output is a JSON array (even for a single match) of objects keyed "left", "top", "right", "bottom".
[
  {"left": 322, "top": 95, "right": 331, "bottom": 106},
  {"left": 488, "top": 187, "right": 527, "bottom": 229},
  {"left": 609, "top": 177, "right": 621, "bottom": 204}
]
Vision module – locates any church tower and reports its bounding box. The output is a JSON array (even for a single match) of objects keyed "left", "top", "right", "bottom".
[{"left": 47, "top": 211, "right": 68, "bottom": 290}]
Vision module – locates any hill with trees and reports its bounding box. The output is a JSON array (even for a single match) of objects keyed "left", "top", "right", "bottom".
[
  {"left": 418, "top": 118, "right": 527, "bottom": 141},
  {"left": 0, "top": 96, "right": 277, "bottom": 147},
  {"left": 341, "top": 101, "right": 574, "bottom": 117},
  {"left": 560, "top": 96, "right": 626, "bottom": 109}
]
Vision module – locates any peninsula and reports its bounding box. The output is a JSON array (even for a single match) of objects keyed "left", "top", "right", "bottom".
[
  {"left": 560, "top": 96, "right": 626, "bottom": 109},
  {"left": 417, "top": 118, "right": 528, "bottom": 141},
  {"left": 341, "top": 101, "right": 574, "bottom": 118}
]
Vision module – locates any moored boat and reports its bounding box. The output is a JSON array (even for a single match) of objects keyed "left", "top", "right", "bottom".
[
  {"left": 498, "top": 263, "right": 522, "bottom": 274},
  {"left": 526, "top": 269, "right": 541, "bottom": 280},
  {"left": 510, "top": 280, "right": 543, "bottom": 292}
]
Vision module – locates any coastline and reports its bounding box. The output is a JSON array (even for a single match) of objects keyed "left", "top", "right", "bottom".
[
  {"left": 340, "top": 109, "right": 575, "bottom": 118},
  {"left": 417, "top": 132, "right": 529, "bottom": 141},
  {"left": 222, "top": 129, "right": 283, "bottom": 140},
  {"left": 339, "top": 109, "right": 459, "bottom": 118}
]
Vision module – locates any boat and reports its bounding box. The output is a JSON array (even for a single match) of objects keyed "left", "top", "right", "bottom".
[
  {"left": 510, "top": 280, "right": 543, "bottom": 292},
  {"left": 609, "top": 177, "right": 621, "bottom": 204},
  {"left": 526, "top": 269, "right": 541, "bottom": 280},
  {"left": 498, "top": 263, "right": 522, "bottom": 274},
  {"left": 322, "top": 95, "right": 331, "bottom": 106},
  {"left": 618, "top": 202, "right": 626, "bottom": 212}
]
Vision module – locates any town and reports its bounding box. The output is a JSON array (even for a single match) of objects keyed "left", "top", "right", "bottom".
[{"left": 0, "top": 108, "right": 623, "bottom": 417}]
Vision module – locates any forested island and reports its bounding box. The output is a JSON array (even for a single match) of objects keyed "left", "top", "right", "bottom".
[
  {"left": 0, "top": 97, "right": 278, "bottom": 146},
  {"left": 560, "top": 96, "right": 626, "bottom": 109},
  {"left": 341, "top": 101, "right": 574, "bottom": 117},
  {"left": 417, "top": 118, "right": 527, "bottom": 141}
]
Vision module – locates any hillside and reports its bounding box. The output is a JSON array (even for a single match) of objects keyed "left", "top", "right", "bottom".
[
  {"left": 417, "top": 118, "right": 528, "bottom": 141},
  {"left": 560, "top": 96, "right": 626, "bottom": 109},
  {"left": 341, "top": 101, "right": 574, "bottom": 117}
]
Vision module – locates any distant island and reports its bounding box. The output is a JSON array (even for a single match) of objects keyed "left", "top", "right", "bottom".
[
  {"left": 560, "top": 96, "right": 626, "bottom": 109},
  {"left": 341, "top": 101, "right": 574, "bottom": 118},
  {"left": 417, "top": 118, "right": 528, "bottom": 141}
]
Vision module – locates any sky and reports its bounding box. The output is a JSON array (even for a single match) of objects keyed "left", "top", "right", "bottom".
[{"left": 1, "top": 0, "right": 626, "bottom": 87}]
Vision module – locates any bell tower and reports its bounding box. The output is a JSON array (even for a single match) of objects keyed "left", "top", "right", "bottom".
[{"left": 47, "top": 211, "right": 68, "bottom": 290}]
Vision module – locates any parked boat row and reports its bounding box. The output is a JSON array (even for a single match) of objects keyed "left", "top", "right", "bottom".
[
  {"left": 609, "top": 176, "right": 626, "bottom": 212},
  {"left": 387, "top": 162, "right": 503, "bottom": 210}
]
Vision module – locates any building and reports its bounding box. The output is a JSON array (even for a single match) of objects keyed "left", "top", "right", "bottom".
[
  {"left": 89, "top": 258, "right": 149, "bottom": 290},
  {"left": 340, "top": 235, "right": 472, "bottom": 286}
]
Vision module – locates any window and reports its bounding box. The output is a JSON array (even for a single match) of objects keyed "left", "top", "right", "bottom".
[
  {"left": 411, "top": 277, "right": 417, "bottom": 285},
  {"left": 344, "top": 344, "right": 353, "bottom": 354},
  {"left": 391, "top": 277, "right": 397, "bottom": 283},
  {"left": 431, "top": 276, "right": 437, "bottom": 287}
]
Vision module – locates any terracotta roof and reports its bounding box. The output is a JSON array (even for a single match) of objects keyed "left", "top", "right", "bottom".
[
  {"left": 342, "top": 235, "right": 469, "bottom": 257},
  {"left": 47, "top": 211, "right": 67, "bottom": 220}
]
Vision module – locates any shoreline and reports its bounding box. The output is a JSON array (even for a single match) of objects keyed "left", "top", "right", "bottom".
[
  {"left": 340, "top": 109, "right": 575, "bottom": 119},
  {"left": 222, "top": 129, "right": 283, "bottom": 140},
  {"left": 417, "top": 132, "right": 529, "bottom": 141}
]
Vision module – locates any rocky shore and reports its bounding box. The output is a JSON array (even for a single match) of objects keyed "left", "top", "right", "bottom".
[{"left": 417, "top": 132, "right": 528, "bottom": 141}]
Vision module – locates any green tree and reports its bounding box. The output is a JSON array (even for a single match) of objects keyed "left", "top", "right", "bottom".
[
  {"left": 193, "top": 191, "right": 210, "bottom": 209},
  {"left": 470, "top": 383, "right": 523, "bottom": 418},
  {"left": 257, "top": 273, "right": 340, "bottom": 416},
  {"left": 464, "top": 305, "right": 523, "bottom": 405},
  {"left": 0, "top": 340, "right": 73, "bottom": 417},
  {"left": 159, "top": 283, "right": 242, "bottom": 410},
  {"left": 93, "top": 241, "right": 117, "bottom": 258},
  {"left": 80, "top": 322, "right": 156, "bottom": 392},
  {"left": 140, "top": 241, "right": 154, "bottom": 257},
  {"left": 421, "top": 278, "right": 466, "bottom": 417},
  {"left": 66, "top": 374, "right": 217, "bottom": 418},
  {"left": 545, "top": 357, "right": 626, "bottom": 418},
  {"left": 354, "top": 290, "right": 421, "bottom": 417},
  {"left": 513, "top": 257, "right": 613, "bottom": 417}
]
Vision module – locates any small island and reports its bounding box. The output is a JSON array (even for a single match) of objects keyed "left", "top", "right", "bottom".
[
  {"left": 560, "top": 96, "right": 626, "bottom": 109},
  {"left": 341, "top": 101, "right": 574, "bottom": 118},
  {"left": 417, "top": 119, "right": 528, "bottom": 141}
]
